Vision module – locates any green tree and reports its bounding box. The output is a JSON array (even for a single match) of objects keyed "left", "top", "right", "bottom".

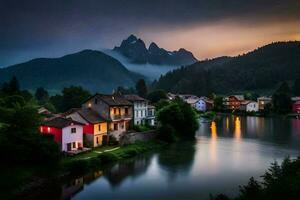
[
  {"left": 0, "top": 103, "right": 60, "bottom": 164},
  {"left": 50, "top": 86, "right": 91, "bottom": 112},
  {"left": 213, "top": 96, "right": 224, "bottom": 111},
  {"left": 1, "top": 76, "right": 20, "bottom": 95},
  {"left": 35, "top": 87, "right": 49, "bottom": 104},
  {"left": 147, "top": 89, "right": 167, "bottom": 103},
  {"left": 272, "top": 82, "right": 292, "bottom": 113},
  {"left": 135, "top": 79, "right": 148, "bottom": 98},
  {"left": 157, "top": 98, "right": 198, "bottom": 141}
]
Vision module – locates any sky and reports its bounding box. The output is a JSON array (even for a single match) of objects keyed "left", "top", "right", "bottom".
[{"left": 1, "top": 0, "right": 300, "bottom": 67}]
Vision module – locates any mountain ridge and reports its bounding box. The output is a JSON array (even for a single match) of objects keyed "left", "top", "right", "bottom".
[
  {"left": 113, "top": 34, "right": 198, "bottom": 65},
  {"left": 152, "top": 41, "right": 300, "bottom": 96},
  {"left": 0, "top": 49, "right": 144, "bottom": 93}
]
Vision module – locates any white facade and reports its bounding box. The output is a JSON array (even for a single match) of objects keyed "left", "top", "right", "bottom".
[
  {"left": 133, "top": 101, "right": 148, "bottom": 125},
  {"left": 195, "top": 99, "right": 206, "bottom": 112},
  {"left": 246, "top": 102, "right": 259, "bottom": 112},
  {"left": 61, "top": 125, "right": 83, "bottom": 152}
]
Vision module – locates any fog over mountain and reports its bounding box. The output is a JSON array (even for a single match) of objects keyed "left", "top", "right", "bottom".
[{"left": 103, "top": 49, "right": 180, "bottom": 81}]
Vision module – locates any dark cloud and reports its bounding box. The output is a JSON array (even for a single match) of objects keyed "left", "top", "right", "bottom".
[{"left": 0, "top": 0, "right": 299, "bottom": 66}]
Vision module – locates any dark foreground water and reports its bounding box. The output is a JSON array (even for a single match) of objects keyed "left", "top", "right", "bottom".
[{"left": 37, "top": 115, "right": 300, "bottom": 200}]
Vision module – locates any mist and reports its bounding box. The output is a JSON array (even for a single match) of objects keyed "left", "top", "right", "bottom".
[{"left": 103, "top": 49, "right": 181, "bottom": 81}]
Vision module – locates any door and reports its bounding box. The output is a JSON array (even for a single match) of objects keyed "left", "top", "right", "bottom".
[{"left": 67, "top": 143, "right": 72, "bottom": 151}]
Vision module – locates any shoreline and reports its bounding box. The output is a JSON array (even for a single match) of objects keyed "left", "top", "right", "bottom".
[{"left": 9, "top": 140, "right": 167, "bottom": 199}]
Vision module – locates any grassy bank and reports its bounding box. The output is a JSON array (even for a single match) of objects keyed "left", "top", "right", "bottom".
[
  {"left": 62, "top": 140, "right": 166, "bottom": 174},
  {"left": 6, "top": 140, "right": 166, "bottom": 199}
]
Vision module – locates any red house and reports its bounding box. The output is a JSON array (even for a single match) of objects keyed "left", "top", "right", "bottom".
[
  {"left": 224, "top": 95, "right": 244, "bottom": 110},
  {"left": 293, "top": 101, "right": 300, "bottom": 113},
  {"left": 40, "top": 117, "right": 84, "bottom": 152}
]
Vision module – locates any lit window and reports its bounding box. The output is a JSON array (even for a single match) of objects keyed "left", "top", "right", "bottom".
[
  {"left": 98, "top": 124, "right": 101, "bottom": 131},
  {"left": 40, "top": 127, "right": 43, "bottom": 133},
  {"left": 47, "top": 127, "right": 51, "bottom": 133},
  {"left": 88, "top": 103, "right": 92, "bottom": 108}
]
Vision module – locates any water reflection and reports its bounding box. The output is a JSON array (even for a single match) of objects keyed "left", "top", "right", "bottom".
[
  {"left": 23, "top": 115, "right": 300, "bottom": 200},
  {"left": 104, "top": 156, "right": 151, "bottom": 187},
  {"left": 158, "top": 141, "right": 196, "bottom": 181}
]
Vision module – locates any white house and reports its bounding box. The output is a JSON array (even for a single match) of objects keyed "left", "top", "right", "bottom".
[
  {"left": 240, "top": 101, "right": 259, "bottom": 112},
  {"left": 195, "top": 99, "right": 206, "bottom": 112},
  {"left": 124, "top": 94, "right": 155, "bottom": 126},
  {"left": 40, "top": 117, "right": 84, "bottom": 152}
]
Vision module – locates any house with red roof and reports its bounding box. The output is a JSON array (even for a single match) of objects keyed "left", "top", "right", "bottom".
[{"left": 40, "top": 117, "right": 84, "bottom": 152}]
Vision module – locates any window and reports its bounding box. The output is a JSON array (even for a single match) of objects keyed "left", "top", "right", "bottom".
[
  {"left": 71, "top": 128, "right": 76, "bottom": 133},
  {"left": 125, "top": 108, "right": 129, "bottom": 115},
  {"left": 96, "top": 137, "right": 99, "bottom": 144},
  {"left": 94, "top": 98, "right": 98, "bottom": 104},
  {"left": 113, "top": 108, "right": 117, "bottom": 114},
  {"left": 73, "top": 142, "right": 76, "bottom": 148},
  {"left": 113, "top": 123, "right": 118, "bottom": 130},
  {"left": 98, "top": 124, "right": 101, "bottom": 131}
]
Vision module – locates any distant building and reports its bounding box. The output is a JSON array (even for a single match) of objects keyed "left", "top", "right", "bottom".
[
  {"left": 257, "top": 96, "right": 272, "bottom": 111},
  {"left": 38, "top": 107, "right": 51, "bottom": 115},
  {"left": 65, "top": 108, "right": 108, "bottom": 147},
  {"left": 124, "top": 94, "right": 149, "bottom": 125},
  {"left": 146, "top": 105, "right": 156, "bottom": 126},
  {"left": 240, "top": 101, "right": 259, "bottom": 112},
  {"left": 224, "top": 95, "right": 244, "bottom": 110},
  {"left": 82, "top": 94, "right": 133, "bottom": 140},
  {"left": 194, "top": 97, "right": 214, "bottom": 112},
  {"left": 293, "top": 101, "right": 300, "bottom": 113},
  {"left": 40, "top": 117, "right": 84, "bottom": 152}
]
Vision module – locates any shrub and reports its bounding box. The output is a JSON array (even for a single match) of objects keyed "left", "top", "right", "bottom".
[
  {"left": 157, "top": 124, "right": 177, "bottom": 143},
  {"left": 98, "top": 152, "right": 118, "bottom": 163}
]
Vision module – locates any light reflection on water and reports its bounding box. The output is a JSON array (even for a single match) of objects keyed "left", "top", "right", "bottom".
[{"left": 25, "top": 115, "right": 300, "bottom": 200}]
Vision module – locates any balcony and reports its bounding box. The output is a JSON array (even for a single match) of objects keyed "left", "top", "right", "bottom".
[{"left": 110, "top": 114, "right": 132, "bottom": 121}]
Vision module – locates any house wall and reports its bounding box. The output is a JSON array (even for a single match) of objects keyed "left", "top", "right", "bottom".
[
  {"left": 93, "top": 122, "right": 108, "bottom": 147},
  {"left": 40, "top": 126, "right": 62, "bottom": 143},
  {"left": 133, "top": 101, "right": 148, "bottom": 125},
  {"left": 293, "top": 102, "right": 300, "bottom": 113},
  {"left": 109, "top": 120, "right": 129, "bottom": 140},
  {"left": 195, "top": 100, "right": 206, "bottom": 112},
  {"left": 62, "top": 125, "right": 83, "bottom": 152},
  {"left": 82, "top": 97, "right": 110, "bottom": 120},
  {"left": 246, "top": 102, "right": 259, "bottom": 112}
]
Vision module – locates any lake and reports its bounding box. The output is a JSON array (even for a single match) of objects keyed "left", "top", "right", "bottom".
[{"left": 35, "top": 115, "right": 300, "bottom": 200}]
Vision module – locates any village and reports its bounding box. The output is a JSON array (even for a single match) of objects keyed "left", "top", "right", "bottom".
[{"left": 38, "top": 90, "right": 300, "bottom": 155}]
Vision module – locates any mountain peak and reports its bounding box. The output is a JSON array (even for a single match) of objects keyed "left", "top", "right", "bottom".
[
  {"left": 113, "top": 35, "right": 198, "bottom": 65},
  {"left": 149, "top": 42, "right": 160, "bottom": 51}
]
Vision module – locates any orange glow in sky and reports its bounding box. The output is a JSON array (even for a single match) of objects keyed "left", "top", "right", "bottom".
[{"left": 141, "top": 20, "right": 300, "bottom": 59}]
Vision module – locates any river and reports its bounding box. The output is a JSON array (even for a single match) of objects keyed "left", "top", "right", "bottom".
[{"left": 32, "top": 115, "right": 300, "bottom": 200}]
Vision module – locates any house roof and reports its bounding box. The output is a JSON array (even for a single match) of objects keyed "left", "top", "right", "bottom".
[
  {"left": 41, "top": 117, "right": 84, "bottom": 129},
  {"left": 241, "top": 100, "right": 257, "bottom": 105},
  {"left": 228, "top": 95, "right": 244, "bottom": 101},
  {"left": 77, "top": 109, "right": 106, "bottom": 124},
  {"left": 124, "top": 94, "right": 147, "bottom": 102},
  {"left": 84, "top": 93, "right": 132, "bottom": 106},
  {"left": 257, "top": 96, "right": 272, "bottom": 101}
]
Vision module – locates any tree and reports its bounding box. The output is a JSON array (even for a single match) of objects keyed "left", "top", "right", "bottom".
[
  {"left": 156, "top": 98, "right": 198, "bottom": 141},
  {"left": 0, "top": 102, "right": 60, "bottom": 165},
  {"left": 272, "top": 82, "right": 292, "bottom": 113},
  {"left": 50, "top": 86, "right": 91, "bottom": 112},
  {"left": 147, "top": 89, "right": 167, "bottom": 103},
  {"left": 135, "top": 79, "right": 147, "bottom": 98},
  {"left": 1, "top": 76, "right": 20, "bottom": 95},
  {"left": 293, "top": 77, "right": 300, "bottom": 96},
  {"left": 213, "top": 96, "right": 224, "bottom": 111},
  {"left": 35, "top": 87, "right": 49, "bottom": 104}
]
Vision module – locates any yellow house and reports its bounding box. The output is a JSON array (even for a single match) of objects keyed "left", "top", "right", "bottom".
[{"left": 66, "top": 108, "right": 108, "bottom": 147}]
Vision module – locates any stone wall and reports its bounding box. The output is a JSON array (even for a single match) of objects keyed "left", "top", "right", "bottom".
[{"left": 120, "top": 130, "right": 157, "bottom": 145}]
